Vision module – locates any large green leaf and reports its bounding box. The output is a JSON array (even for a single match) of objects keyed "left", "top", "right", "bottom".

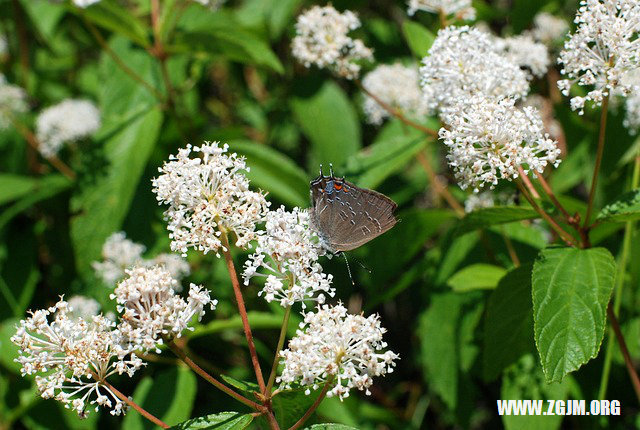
[
  {"left": 447, "top": 264, "right": 506, "bottom": 292},
  {"left": 343, "top": 120, "right": 429, "bottom": 189},
  {"left": 483, "top": 264, "right": 535, "bottom": 381},
  {"left": 19, "top": 0, "right": 65, "bottom": 41},
  {"left": 228, "top": 140, "right": 309, "bottom": 207},
  {"left": 169, "top": 412, "right": 253, "bottom": 430},
  {"left": 70, "top": 108, "right": 162, "bottom": 275},
  {"left": 272, "top": 388, "right": 320, "bottom": 428},
  {"left": 455, "top": 206, "right": 539, "bottom": 235},
  {"left": 532, "top": 247, "right": 616, "bottom": 383},
  {"left": 596, "top": 188, "right": 640, "bottom": 223},
  {"left": 78, "top": 0, "right": 151, "bottom": 48},
  {"left": 0, "top": 318, "right": 21, "bottom": 373},
  {"left": 189, "top": 311, "right": 285, "bottom": 339},
  {"left": 0, "top": 174, "right": 62, "bottom": 206},
  {"left": 123, "top": 367, "right": 197, "bottom": 429},
  {"left": 291, "top": 81, "right": 361, "bottom": 171},
  {"left": 401, "top": 21, "right": 435, "bottom": 58}
]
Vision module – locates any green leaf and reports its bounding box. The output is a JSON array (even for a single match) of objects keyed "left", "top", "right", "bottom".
[
  {"left": 18, "top": 0, "right": 65, "bottom": 41},
  {"left": 272, "top": 388, "right": 320, "bottom": 428},
  {"left": 401, "top": 20, "right": 436, "bottom": 58},
  {"left": 228, "top": 140, "right": 309, "bottom": 207},
  {"left": 123, "top": 367, "right": 197, "bottom": 429},
  {"left": 291, "top": 81, "right": 361, "bottom": 171},
  {"left": 343, "top": 120, "right": 429, "bottom": 189},
  {"left": 532, "top": 247, "right": 616, "bottom": 383},
  {"left": 549, "top": 140, "right": 589, "bottom": 194},
  {"left": 0, "top": 318, "right": 21, "bottom": 373},
  {"left": 169, "top": 412, "right": 253, "bottom": 430},
  {"left": 456, "top": 206, "right": 539, "bottom": 235},
  {"left": 435, "top": 231, "right": 480, "bottom": 285},
  {"left": 483, "top": 264, "right": 535, "bottom": 381},
  {"left": 596, "top": 188, "right": 640, "bottom": 223},
  {"left": 447, "top": 263, "right": 506, "bottom": 292},
  {"left": 189, "top": 311, "right": 285, "bottom": 339},
  {"left": 70, "top": 108, "right": 163, "bottom": 275},
  {"left": 79, "top": 0, "right": 151, "bottom": 48},
  {"left": 305, "top": 425, "right": 360, "bottom": 430},
  {"left": 0, "top": 175, "right": 49, "bottom": 206},
  {"left": 220, "top": 375, "right": 260, "bottom": 396}
]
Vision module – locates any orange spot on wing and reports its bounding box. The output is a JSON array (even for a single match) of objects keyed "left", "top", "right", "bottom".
[{"left": 334, "top": 183, "right": 343, "bottom": 190}]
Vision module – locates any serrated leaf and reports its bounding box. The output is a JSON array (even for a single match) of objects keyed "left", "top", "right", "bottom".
[
  {"left": 532, "top": 247, "right": 616, "bottom": 383},
  {"left": 448, "top": 263, "right": 506, "bottom": 292},
  {"left": 483, "top": 264, "right": 535, "bottom": 381},
  {"left": 596, "top": 188, "right": 640, "bottom": 223},
  {"left": 79, "top": 0, "right": 151, "bottom": 48},
  {"left": 456, "top": 206, "right": 539, "bottom": 235},
  {"left": 169, "top": 412, "right": 253, "bottom": 430},
  {"left": 70, "top": 108, "right": 162, "bottom": 275},
  {"left": 343, "top": 120, "right": 429, "bottom": 189},
  {"left": 401, "top": 20, "right": 436, "bottom": 58},
  {"left": 228, "top": 140, "right": 309, "bottom": 207},
  {"left": 291, "top": 81, "right": 361, "bottom": 171},
  {"left": 123, "top": 367, "right": 197, "bottom": 429}
]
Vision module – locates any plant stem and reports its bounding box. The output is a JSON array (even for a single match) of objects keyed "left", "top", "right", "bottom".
[
  {"left": 518, "top": 167, "right": 541, "bottom": 199},
  {"left": 287, "top": 379, "right": 333, "bottom": 430},
  {"left": 416, "top": 151, "right": 464, "bottom": 216},
  {"left": 584, "top": 94, "right": 610, "bottom": 228},
  {"left": 100, "top": 378, "right": 169, "bottom": 428},
  {"left": 80, "top": 14, "right": 164, "bottom": 101},
  {"left": 606, "top": 304, "right": 640, "bottom": 403},
  {"left": 354, "top": 79, "right": 438, "bottom": 139},
  {"left": 11, "top": 118, "right": 76, "bottom": 180},
  {"left": 219, "top": 232, "right": 267, "bottom": 394},
  {"left": 500, "top": 228, "right": 520, "bottom": 267},
  {"left": 516, "top": 179, "right": 576, "bottom": 247},
  {"left": 12, "top": 0, "right": 30, "bottom": 88},
  {"left": 598, "top": 154, "right": 640, "bottom": 399},
  {"left": 534, "top": 171, "right": 571, "bottom": 221},
  {"left": 166, "top": 340, "right": 265, "bottom": 411},
  {"left": 266, "top": 306, "right": 292, "bottom": 394}
]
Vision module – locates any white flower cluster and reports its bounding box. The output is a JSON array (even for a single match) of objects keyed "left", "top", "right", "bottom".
[
  {"left": 558, "top": 0, "right": 640, "bottom": 114},
  {"left": 72, "top": 0, "right": 101, "bottom": 6},
  {"left": 243, "top": 207, "right": 334, "bottom": 308},
  {"left": 464, "top": 192, "right": 494, "bottom": 213},
  {"left": 0, "top": 74, "right": 28, "bottom": 129},
  {"left": 278, "top": 303, "right": 398, "bottom": 400},
  {"left": 361, "top": 63, "right": 432, "bottom": 125},
  {"left": 152, "top": 142, "right": 269, "bottom": 256},
  {"left": 498, "top": 35, "right": 550, "bottom": 78},
  {"left": 407, "top": 0, "right": 475, "bottom": 20},
  {"left": 420, "top": 26, "right": 530, "bottom": 116},
  {"left": 35, "top": 99, "right": 101, "bottom": 157},
  {"left": 531, "top": 12, "right": 569, "bottom": 45},
  {"left": 292, "top": 5, "right": 373, "bottom": 79},
  {"left": 67, "top": 295, "right": 101, "bottom": 321},
  {"left": 112, "top": 266, "right": 216, "bottom": 353},
  {"left": 92, "top": 231, "right": 190, "bottom": 287},
  {"left": 439, "top": 95, "right": 561, "bottom": 191},
  {"left": 11, "top": 299, "right": 144, "bottom": 417}
]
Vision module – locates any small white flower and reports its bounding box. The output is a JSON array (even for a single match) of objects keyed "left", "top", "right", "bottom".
[
  {"left": 362, "top": 63, "right": 432, "bottom": 125},
  {"left": 152, "top": 142, "right": 269, "bottom": 256},
  {"left": 278, "top": 303, "right": 398, "bottom": 400},
  {"left": 0, "top": 75, "right": 28, "bottom": 129},
  {"left": 439, "top": 95, "right": 561, "bottom": 191},
  {"left": 72, "top": 0, "right": 101, "bottom": 7},
  {"left": 557, "top": 0, "right": 640, "bottom": 114},
  {"left": 148, "top": 253, "right": 191, "bottom": 288},
  {"left": 498, "top": 34, "right": 550, "bottom": 79},
  {"left": 407, "top": 0, "right": 475, "bottom": 20},
  {"left": 92, "top": 232, "right": 145, "bottom": 285},
  {"left": 292, "top": 5, "right": 373, "bottom": 79},
  {"left": 36, "top": 99, "right": 101, "bottom": 157},
  {"left": 464, "top": 192, "right": 494, "bottom": 213},
  {"left": 112, "top": 266, "right": 216, "bottom": 353},
  {"left": 243, "top": 207, "right": 334, "bottom": 308},
  {"left": 192, "top": 0, "right": 225, "bottom": 9},
  {"left": 11, "top": 299, "right": 143, "bottom": 417},
  {"left": 420, "top": 26, "right": 530, "bottom": 117},
  {"left": 67, "top": 295, "right": 101, "bottom": 321},
  {"left": 531, "top": 12, "right": 569, "bottom": 45}
]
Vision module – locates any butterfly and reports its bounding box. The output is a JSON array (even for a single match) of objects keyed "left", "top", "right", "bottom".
[{"left": 309, "top": 165, "right": 398, "bottom": 254}]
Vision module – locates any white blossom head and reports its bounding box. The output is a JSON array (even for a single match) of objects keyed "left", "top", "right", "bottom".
[
  {"left": 439, "top": 95, "right": 561, "bottom": 191},
  {"left": 11, "top": 299, "right": 144, "bottom": 417},
  {"left": 531, "top": 12, "right": 569, "bottom": 45},
  {"left": 92, "top": 232, "right": 145, "bottom": 285},
  {"left": 278, "top": 303, "right": 398, "bottom": 400},
  {"left": 292, "top": 5, "right": 373, "bottom": 80},
  {"left": 36, "top": 99, "right": 101, "bottom": 157},
  {"left": 148, "top": 253, "right": 191, "bottom": 287},
  {"left": 111, "top": 266, "right": 216, "bottom": 352},
  {"left": 498, "top": 34, "right": 550, "bottom": 79},
  {"left": 152, "top": 142, "right": 269, "bottom": 256},
  {"left": 243, "top": 206, "right": 334, "bottom": 309},
  {"left": 557, "top": 0, "right": 640, "bottom": 114},
  {"left": 0, "top": 75, "right": 28, "bottom": 129},
  {"left": 67, "top": 295, "right": 101, "bottom": 321},
  {"left": 420, "top": 26, "right": 530, "bottom": 117},
  {"left": 407, "top": 0, "right": 475, "bottom": 20},
  {"left": 362, "top": 63, "right": 432, "bottom": 125},
  {"left": 464, "top": 192, "right": 494, "bottom": 213}
]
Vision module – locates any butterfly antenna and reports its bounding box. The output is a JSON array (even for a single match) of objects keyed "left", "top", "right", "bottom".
[
  {"left": 319, "top": 164, "right": 323, "bottom": 176},
  {"left": 341, "top": 253, "right": 356, "bottom": 286},
  {"left": 353, "top": 256, "right": 372, "bottom": 273},
  {"left": 329, "top": 163, "right": 334, "bottom": 177}
]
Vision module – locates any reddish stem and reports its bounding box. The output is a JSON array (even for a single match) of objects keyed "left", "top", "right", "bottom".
[
  {"left": 416, "top": 151, "right": 464, "bottom": 216},
  {"left": 584, "top": 94, "right": 610, "bottom": 228},
  {"left": 607, "top": 304, "right": 640, "bottom": 403},
  {"left": 100, "top": 378, "right": 169, "bottom": 428},
  {"left": 287, "top": 380, "right": 333, "bottom": 430}
]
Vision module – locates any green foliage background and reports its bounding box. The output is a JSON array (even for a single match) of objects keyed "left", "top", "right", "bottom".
[{"left": 0, "top": 0, "right": 639, "bottom": 428}]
